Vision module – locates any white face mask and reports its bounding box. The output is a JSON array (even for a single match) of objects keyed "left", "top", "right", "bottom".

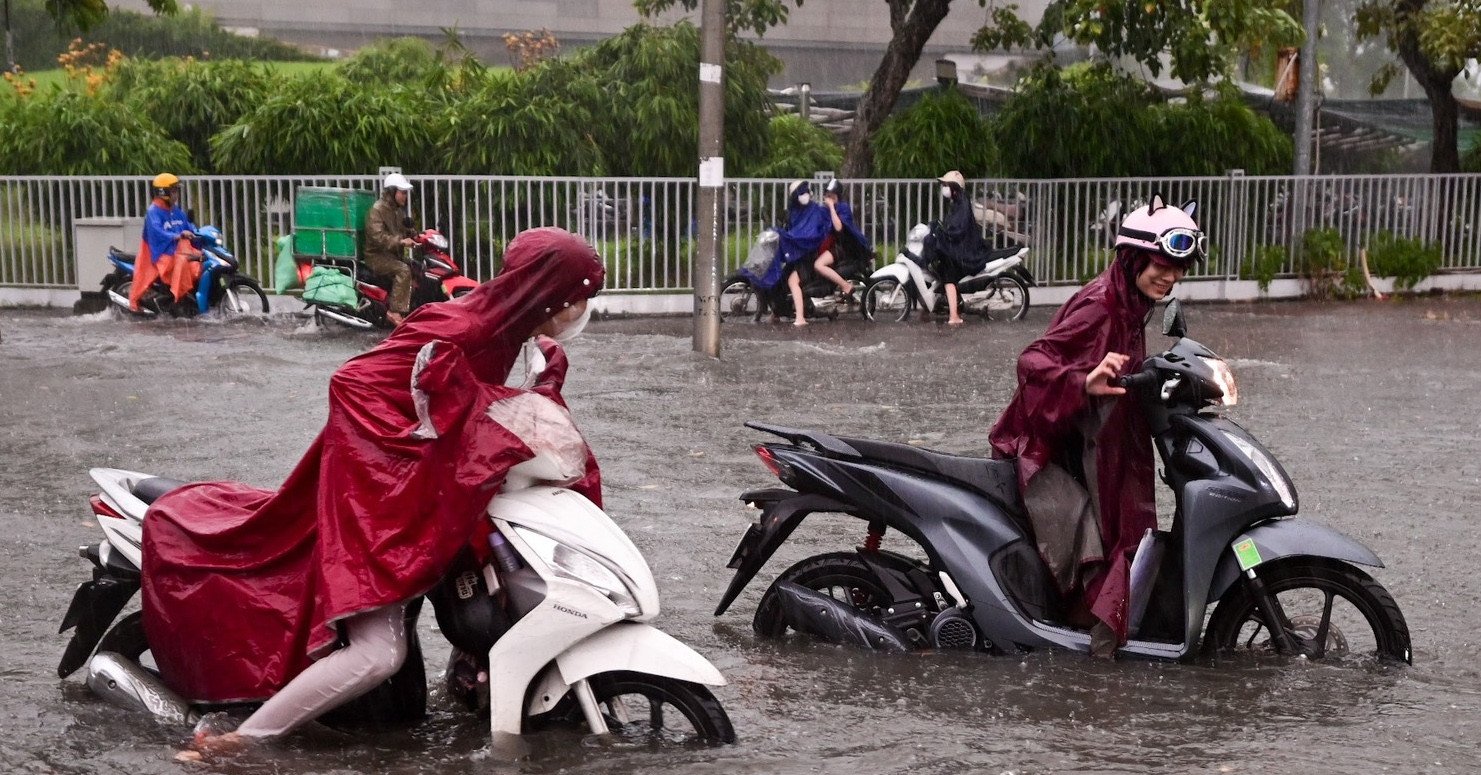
[
  {"left": 941, "top": 186, "right": 952, "bottom": 199},
  {"left": 797, "top": 193, "right": 811, "bottom": 206},
  {"left": 553, "top": 302, "right": 592, "bottom": 343}
]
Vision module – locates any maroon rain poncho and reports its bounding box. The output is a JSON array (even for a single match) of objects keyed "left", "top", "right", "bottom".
[
  {"left": 141, "top": 228, "right": 606, "bottom": 703},
  {"left": 988, "top": 248, "right": 1158, "bottom": 643}
]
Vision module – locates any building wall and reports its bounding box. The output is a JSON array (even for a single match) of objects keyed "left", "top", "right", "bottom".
[{"left": 146, "top": 1, "right": 1046, "bottom": 48}]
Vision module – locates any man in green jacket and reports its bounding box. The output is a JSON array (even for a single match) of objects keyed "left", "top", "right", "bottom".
[{"left": 365, "top": 173, "right": 417, "bottom": 326}]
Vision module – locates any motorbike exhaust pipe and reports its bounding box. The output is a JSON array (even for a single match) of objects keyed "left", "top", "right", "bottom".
[
  {"left": 772, "top": 581, "right": 911, "bottom": 652},
  {"left": 85, "top": 652, "right": 198, "bottom": 726},
  {"left": 313, "top": 306, "right": 375, "bottom": 330}
]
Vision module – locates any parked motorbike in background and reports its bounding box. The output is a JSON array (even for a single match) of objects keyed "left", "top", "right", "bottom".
[
  {"left": 102, "top": 225, "right": 270, "bottom": 319},
  {"left": 716, "top": 300, "right": 1411, "bottom": 666},
  {"left": 720, "top": 229, "right": 873, "bottom": 323},
  {"left": 305, "top": 227, "right": 478, "bottom": 330},
  {"left": 861, "top": 223, "right": 1032, "bottom": 323}
]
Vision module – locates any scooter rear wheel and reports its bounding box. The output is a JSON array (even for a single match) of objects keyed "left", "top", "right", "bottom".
[
  {"left": 1204, "top": 558, "right": 1412, "bottom": 665},
  {"left": 752, "top": 552, "right": 898, "bottom": 639}
]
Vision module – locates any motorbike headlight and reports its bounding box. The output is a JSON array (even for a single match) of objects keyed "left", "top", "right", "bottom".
[
  {"left": 1222, "top": 431, "right": 1296, "bottom": 510},
  {"left": 512, "top": 527, "right": 641, "bottom": 617},
  {"left": 1198, "top": 356, "right": 1238, "bottom": 407}
]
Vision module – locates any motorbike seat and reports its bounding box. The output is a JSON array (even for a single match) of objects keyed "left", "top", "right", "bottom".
[
  {"left": 836, "top": 435, "right": 1023, "bottom": 516},
  {"left": 131, "top": 477, "right": 190, "bottom": 505},
  {"left": 108, "top": 246, "right": 137, "bottom": 262}
]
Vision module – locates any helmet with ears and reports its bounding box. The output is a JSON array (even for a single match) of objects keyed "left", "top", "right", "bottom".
[{"left": 1115, "top": 193, "right": 1206, "bottom": 267}]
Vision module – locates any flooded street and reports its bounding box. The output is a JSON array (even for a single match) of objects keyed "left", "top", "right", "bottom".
[{"left": 2, "top": 296, "right": 1480, "bottom": 774}]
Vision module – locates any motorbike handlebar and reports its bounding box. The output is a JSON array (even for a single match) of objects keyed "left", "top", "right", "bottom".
[{"left": 1115, "top": 369, "right": 1159, "bottom": 392}]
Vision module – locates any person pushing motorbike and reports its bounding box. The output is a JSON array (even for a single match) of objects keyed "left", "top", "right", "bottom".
[
  {"left": 128, "top": 173, "right": 202, "bottom": 313},
  {"left": 139, "top": 228, "right": 606, "bottom": 759},
  {"left": 988, "top": 193, "right": 1203, "bottom": 658},
  {"left": 365, "top": 172, "right": 418, "bottom": 326}
]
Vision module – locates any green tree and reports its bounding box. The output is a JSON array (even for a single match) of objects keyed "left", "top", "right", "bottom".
[
  {"left": 1356, "top": 0, "right": 1481, "bottom": 172},
  {"left": 637, "top": 0, "right": 959, "bottom": 177},
  {"left": 870, "top": 88, "right": 994, "bottom": 178},
  {"left": 0, "top": 87, "right": 194, "bottom": 173},
  {"left": 210, "top": 74, "right": 437, "bottom": 174},
  {"left": 745, "top": 114, "right": 844, "bottom": 178},
  {"left": 340, "top": 36, "right": 441, "bottom": 85},
  {"left": 574, "top": 22, "right": 777, "bottom": 176},
  {"left": 5, "top": 0, "right": 177, "bottom": 70},
  {"left": 105, "top": 57, "right": 277, "bottom": 171},
  {"left": 436, "top": 64, "right": 605, "bottom": 175}
]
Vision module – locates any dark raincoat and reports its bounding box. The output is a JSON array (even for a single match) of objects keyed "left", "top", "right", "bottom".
[
  {"left": 929, "top": 190, "right": 989, "bottom": 284},
  {"left": 829, "top": 200, "right": 873, "bottom": 267},
  {"left": 987, "top": 249, "right": 1157, "bottom": 643},
  {"left": 140, "top": 228, "right": 605, "bottom": 703}
]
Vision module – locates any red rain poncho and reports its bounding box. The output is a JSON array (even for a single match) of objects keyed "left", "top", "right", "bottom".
[
  {"left": 988, "top": 249, "right": 1158, "bottom": 642},
  {"left": 141, "top": 228, "right": 605, "bottom": 703}
]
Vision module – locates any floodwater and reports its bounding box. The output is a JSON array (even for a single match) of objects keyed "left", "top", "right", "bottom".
[{"left": 2, "top": 296, "right": 1479, "bottom": 774}]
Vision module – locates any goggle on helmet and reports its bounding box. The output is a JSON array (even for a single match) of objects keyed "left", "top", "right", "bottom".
[{"left": 1115, "top": 193, "right": 1207, "bottom": 267}]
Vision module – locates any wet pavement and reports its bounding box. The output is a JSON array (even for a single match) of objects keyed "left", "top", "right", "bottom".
[{"left": 2, "top": 296, "right": 1480, "bottom": 774}]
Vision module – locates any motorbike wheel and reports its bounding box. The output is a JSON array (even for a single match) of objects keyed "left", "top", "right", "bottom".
[
  {"left": 1204, "top": 558, "right": 1412, "bottom": 665},
  {"left": 217, "top": 277, "right": 270, "bottom": 318},
  {"left": 980, "top": 275, "right": 1029, "bottom": 322},
  {"left": 581, "top": 670, "right": 736, "bottom": 745},
  {"left": 862, "top": 278, "right": 912, "bottom": 323},
  {"left": 720, "top": 277, "right": 760, "bottom": 323},
  {"left": 752, "top": 552, "right": 898, "bottom": 639}
]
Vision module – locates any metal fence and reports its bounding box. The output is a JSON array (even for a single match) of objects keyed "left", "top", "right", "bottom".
[{"left": 2, "top": 173, "right": 1478, "bottom": 293}]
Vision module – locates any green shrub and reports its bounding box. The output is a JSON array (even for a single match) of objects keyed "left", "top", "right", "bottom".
[
  {"left": 340, "top": 37, "right": 442, "bottom": 85},
  {"left": 210, "top": 74, "right": 437, "bottom": 174},
  {"left": 104, "top": 58, "right": 278, "bottom": 172},
  {"left": 1366, "top": 231, "right": 1443, "bottom": 290},
  {"left": 992, "top": 62, "right": 1291, "bottom": 178},
  {"left": 0, "top": 89, "right": 195, "bottom": 174},
  {"left": 871, "top": 88, "right": 995, "bottom": 178},
  {"left": 7, "top": 0, "right": 316, "bottom": 70},
  {"left": 1298, "top": 227, "right": 1361, "bottom": 299},
  {"left": 437, "top": 65, "right": 605, "bottom": 175},
  {"left": 746, "top": 115, "right": 843, "bottom": 179},
  {"left": 1243, "top": 244, "right": 1289, "bottom": 291},
  {"left": 1463, "top": 135, "right": 1481, "bottom": 173},
  {"left": 573, "top": 22, "right": 778, "bottom": 176}
]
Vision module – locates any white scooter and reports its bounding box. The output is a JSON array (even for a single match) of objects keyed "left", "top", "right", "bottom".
[
  {"left": 57, "top": 348, "right": 734, "bottom": 758},
  {"left": 860, "top": 223, "right": 1033, "bottom": 323}
]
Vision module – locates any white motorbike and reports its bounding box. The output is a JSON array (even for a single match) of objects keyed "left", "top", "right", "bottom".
[
  {"left": 861, "top": 223, "right": 1033, "bottom": 323},
  {"left": 57, "top": 351, "right": 734, "bottom": 757}
]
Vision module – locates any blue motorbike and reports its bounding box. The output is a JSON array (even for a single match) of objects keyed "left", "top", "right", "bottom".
[{"left": 102, "top": 225, "right": 269, "bottom": 318}]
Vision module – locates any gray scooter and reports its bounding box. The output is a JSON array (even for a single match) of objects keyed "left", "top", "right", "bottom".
[{"left": 717, "top": 301, "right": 1412, "bottom": 664}]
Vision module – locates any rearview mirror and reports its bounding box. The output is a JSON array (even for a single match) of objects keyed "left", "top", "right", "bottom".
[{"left": 1162, "top": 299, "right": 1187, "bottom": 338}]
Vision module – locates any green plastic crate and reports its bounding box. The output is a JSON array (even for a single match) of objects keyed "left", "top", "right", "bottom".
[{"left": 293, "top": 187, "right": 376, "bottom": 259}]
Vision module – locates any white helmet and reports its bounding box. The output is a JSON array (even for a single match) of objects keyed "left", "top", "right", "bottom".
[
  {"left": 382, "top": 172, "right": 413, "bottom": 192},
  {"left": 1115, "top": 193, "right": 1205, "bottom": 266}
]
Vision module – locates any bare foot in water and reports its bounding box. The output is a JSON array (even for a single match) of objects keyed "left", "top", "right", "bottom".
[{"left": 178, "top": 720, "right": 248, "bottom": 762}]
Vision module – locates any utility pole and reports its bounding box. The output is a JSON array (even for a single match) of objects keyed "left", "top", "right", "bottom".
[
  {"left": 1292, "top": 0, "right": 1319, "bottom": 175},
  {"left": 5, "top": 0, "right": 16, "bottom": 73},
  {"left": 692, "top": 0, "right": 724, "bottom": 357}
]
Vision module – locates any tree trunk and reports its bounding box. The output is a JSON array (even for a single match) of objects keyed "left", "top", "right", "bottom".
[
  {"left": 841, "top": 0, "right": 953, "bottom": 177},
  {"left": 1394, "top": 0, "right": 1462, "bottom": 172}
]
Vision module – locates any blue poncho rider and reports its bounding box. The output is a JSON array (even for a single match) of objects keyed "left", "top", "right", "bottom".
[{"left": 741, "top": 180, "right": 830, "bottom": 325}]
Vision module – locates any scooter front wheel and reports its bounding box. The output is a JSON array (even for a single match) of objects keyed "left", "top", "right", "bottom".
[
  {"left": 573, "top": 671, "right": 735, "bottom": 745},
  {"left": 1204, "top": 558, "right": 1412, "bottom": 665}
]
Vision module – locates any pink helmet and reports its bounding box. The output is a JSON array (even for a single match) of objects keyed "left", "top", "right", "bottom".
[{"left": 1115, "top": 193, "right": 1206, "bottom": 267}]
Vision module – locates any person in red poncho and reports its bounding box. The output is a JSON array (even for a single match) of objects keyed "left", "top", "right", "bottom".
[
  {"left": 988, "top": 194, "right": 1205, "bottom": 658},
  {"left": 142, "top": 227, "right": 605, "bottom": 756}
]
